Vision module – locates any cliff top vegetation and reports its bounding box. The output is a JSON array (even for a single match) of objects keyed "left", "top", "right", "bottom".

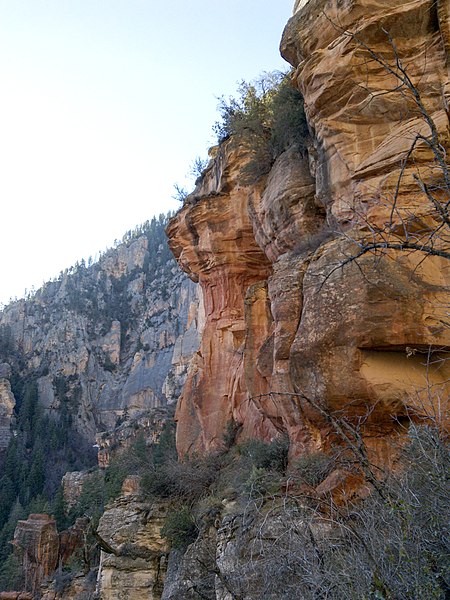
[{"left": 213, "top": 70, "right": 308, "bottom": 182}]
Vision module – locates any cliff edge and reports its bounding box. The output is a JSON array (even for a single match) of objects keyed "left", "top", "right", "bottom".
[{"left": 168, "top": 0, "right": 450, "bottom": 462}]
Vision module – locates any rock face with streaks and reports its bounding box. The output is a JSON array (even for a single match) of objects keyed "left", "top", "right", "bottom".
[
  {"left": 11, "top": 514, "right": 89, "bottom": 596},
  {"left": 2, "top": 2, "right": 450, "bottom": 598},
  {"left": 0, "top": 218, "right": 202, "bottom": 442},
  {"left": 168, "top": 0, "right": 450, "bottom": 459},
  {"left": 0, "top": 364, "right": 15, "bottom": 451},
  {"left": 96, "top": 495, "right": 169, "bottom": 600},
  {"left": 12, "top": 515, "right": 59, "bottom": 596},
  {"left": 280, "top": 0, "right": 450, "bottom": 461},
  {"left": 281, "top": 0, "right": 449, "bottom": 229},
  {"left": 167, "top": 143, "right": 275, "bottom": 455}
]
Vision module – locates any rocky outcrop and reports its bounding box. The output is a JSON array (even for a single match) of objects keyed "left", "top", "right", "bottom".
[
  {"left": 12, "top": 515, "right": 59, "bottom": 596},
  {"left": 95, "top": 406, "right": 174, "bottom": 468},
  {"left": 168, "top": 0, "right": 450, "bottom": 459},
  {"left": 3, "top": 2, "right": 449, "bottom": 597},
  {"left": 167, "top": 143, "right": 276, "bottom": 455},
  {"left": 9, "top": 512, "right": 91, "bottom": 597},
  {"left": 280, "top": 0, "right": 450, "bottom": 460},
  {"left": 0, "top": 218, "right": 202, "bottom": 440},
  {"left": 41, "top": 573, "right": 97, "bottom": 600},
  {"left": 96, "top": 494, "right": 169, "bottom": 600},
  {"left": 0, "top": 364, "right": 15, "bottom": 451},
  {"left": 161, "top": 533, "right": 217, "bottom": 600},
  {"left": 61, "top": 471, "right": 91, "bottom": 511},
  {"left": 281, "top": 0, "right": 449, "bottom": 228},
  {"left": 58, "top": 518, "right": 90, "bottom": 567},
  {"left": 160, "top": 499, "right": 338, "bottom": 600}
]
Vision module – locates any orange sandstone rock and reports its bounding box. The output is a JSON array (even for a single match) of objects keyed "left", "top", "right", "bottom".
[
  {"left": 281, "top": 0, "right": 450, "bottom": 229},
  {"left": 167, "top": 143, "right": 273, "bottom": 454},
  {"left": 168, "top": 0, "right": 450, "bottom": 462},
  {"left": 13, "top": 515, "right": 59, "bottom": 595}
]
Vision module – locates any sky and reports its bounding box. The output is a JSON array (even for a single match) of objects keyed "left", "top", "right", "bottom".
[{"left": 0, "top": 0, "right": 294, "bottom": 306}]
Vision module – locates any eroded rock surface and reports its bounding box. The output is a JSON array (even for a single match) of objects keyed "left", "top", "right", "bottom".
[
  {"left": 0, "top": 368, "right": 15, "bottom": 451},
  {"left": 0, "top": 224, "right": 201, "bottom": 440},
  {"left": 168, "top": 0, "right": 450, "bottom": 460},
  {"left": 281, "top": 0, "right": 449, "bottom": 228},
  {"left": 97, "top": 496, "right": 169, "bottom": 600},
  {"left": 12, "top": 515, "right": 59, "bottom": 595},
  {"left": 167, "top": 142, "right": 275, "bottom": 455}
]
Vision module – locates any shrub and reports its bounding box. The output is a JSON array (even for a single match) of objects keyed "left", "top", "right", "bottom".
[
  {"left": 242, "top": 466, "right": 280, "bottom": 499},
  {"left": 238, "top": 435, "right": 289, "bottom": 473},
  {"left": 293, "top": 452, "right": 335, "bottom": 487},
  {"left": 214, "top": 71, "right": 308, "bottom": 181},
  {"left": 172, "top": 183, "right": 189, "bottom": 203},
  {"left": 223, "top": 418, "right": 240, "bottom": 449},
  {"left": 189, "top": 156, "right": 209, "bottom": 183},
  {"left": 140, "top": 465, "right": 174, "bottom": 499},
  {"left": 161, "top": 506, "right": 198, "bottom": 550},
  {"left": 140, "top": 456, "right": 219, "bottom": 501}
]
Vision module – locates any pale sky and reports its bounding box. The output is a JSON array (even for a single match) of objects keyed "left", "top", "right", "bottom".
[{"left": 0, "top": 0, "right": 294, "bottom": 306}]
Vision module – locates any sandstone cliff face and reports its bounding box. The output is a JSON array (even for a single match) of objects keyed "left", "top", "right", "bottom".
[
  {"left": 167, "top": 143, "right": 276, "bottom": 454},
  {"left": 11, "top": 514, "right": 91, "bottom": 598},
  {"left": 168, "top": 0, "right": 450, "bottom": 459},
  {"left": 281, "top": 0, "right": 450, "bottom": 460},
  {"left": 96, "top": 493, "right": 169, "bottom": 600},
  {"left": 282, "top": 0, "right": 449, "bottom": 229},
  {"left": 0, "top": 364, "right": 15, "bottom": 451},
  {"left": 0, "top": 220, "right": 202, "bottom": 440},
  {"left": 12, "top": 515, "right": 59, "bottom": 596}
]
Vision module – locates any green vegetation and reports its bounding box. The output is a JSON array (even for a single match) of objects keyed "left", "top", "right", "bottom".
[
  {"left": 61, "top": 213, "right": 174, "bottom": 340},
  {"left": 141, "top": 425, "right": 447, "bottom": 600},
  {"left": 161, "top": 506, "right": 198, "bottom": 550},
  {"left": 0, "top": 211, "right": 180, "bottom": 591},
  {"left": 0, "top": 375, "right": 97, "bottom": 591},
  {"left": 0, "top": 553, "right": 23, "bottom": 592},
  {"left": 238, "top": 435, "right": 289, "bottom": 473},
  {"left": 2, "top": 382, "right": 446, "bottom": 600},
  {"left": 293, "top": 451, "right": 335, "bottom": 487},
  {"left": 214, "top": 71, "right": 308, "bottom": 181},
  {"left": 0, "top": 325, "right": 14, "bottom": 363}
]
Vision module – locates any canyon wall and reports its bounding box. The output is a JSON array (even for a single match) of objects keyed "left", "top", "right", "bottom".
[
  {"left": 168, "top": 0, "right": 450, "bottom": 460},
  {"left": 2, "top": 3, "right": 449, "bottom": 599},
  {"left": 0, "top": 364, "right": 15, "bottom": 451},
  {"left": 0, "top": 219, "right": 202, "bottom": 440}
]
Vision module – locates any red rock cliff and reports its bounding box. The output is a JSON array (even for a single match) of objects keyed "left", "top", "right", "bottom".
[{"left": 168, "top": 0, "right": 450, "bottom": 459}]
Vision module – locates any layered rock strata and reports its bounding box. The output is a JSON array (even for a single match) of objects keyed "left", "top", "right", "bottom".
[
  {"left": 280, "top": 0, "right": 450, "bottom": 460},
  {"left": 12, "top": 515, "right": 59, "bottom": 596},
  {"left": 12, "top": 514, "right": 91, "bottom": 596},
  {"left": 96, "top": 493, "right": 169, "bottom": 600},
  {"left": 168, "top": 0, "right": 450, "bottom": 459},
  {"left": 167, "top": 143, "right": 275, "bottom": 454}
]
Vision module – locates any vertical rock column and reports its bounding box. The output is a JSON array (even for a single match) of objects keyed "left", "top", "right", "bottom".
[
  {"left": 13, "top": 515, "right": 59, "bottom": 595},
  {"left": 0, "top": 363, "right": 15, "bottom": 451},
  {"left": 167, "top": 144, "right": 274, "bottom": 455}
]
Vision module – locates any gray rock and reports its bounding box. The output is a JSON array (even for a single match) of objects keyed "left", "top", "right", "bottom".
[{"left": 0, "top": 225, "right": 201, "bottom": 442}]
